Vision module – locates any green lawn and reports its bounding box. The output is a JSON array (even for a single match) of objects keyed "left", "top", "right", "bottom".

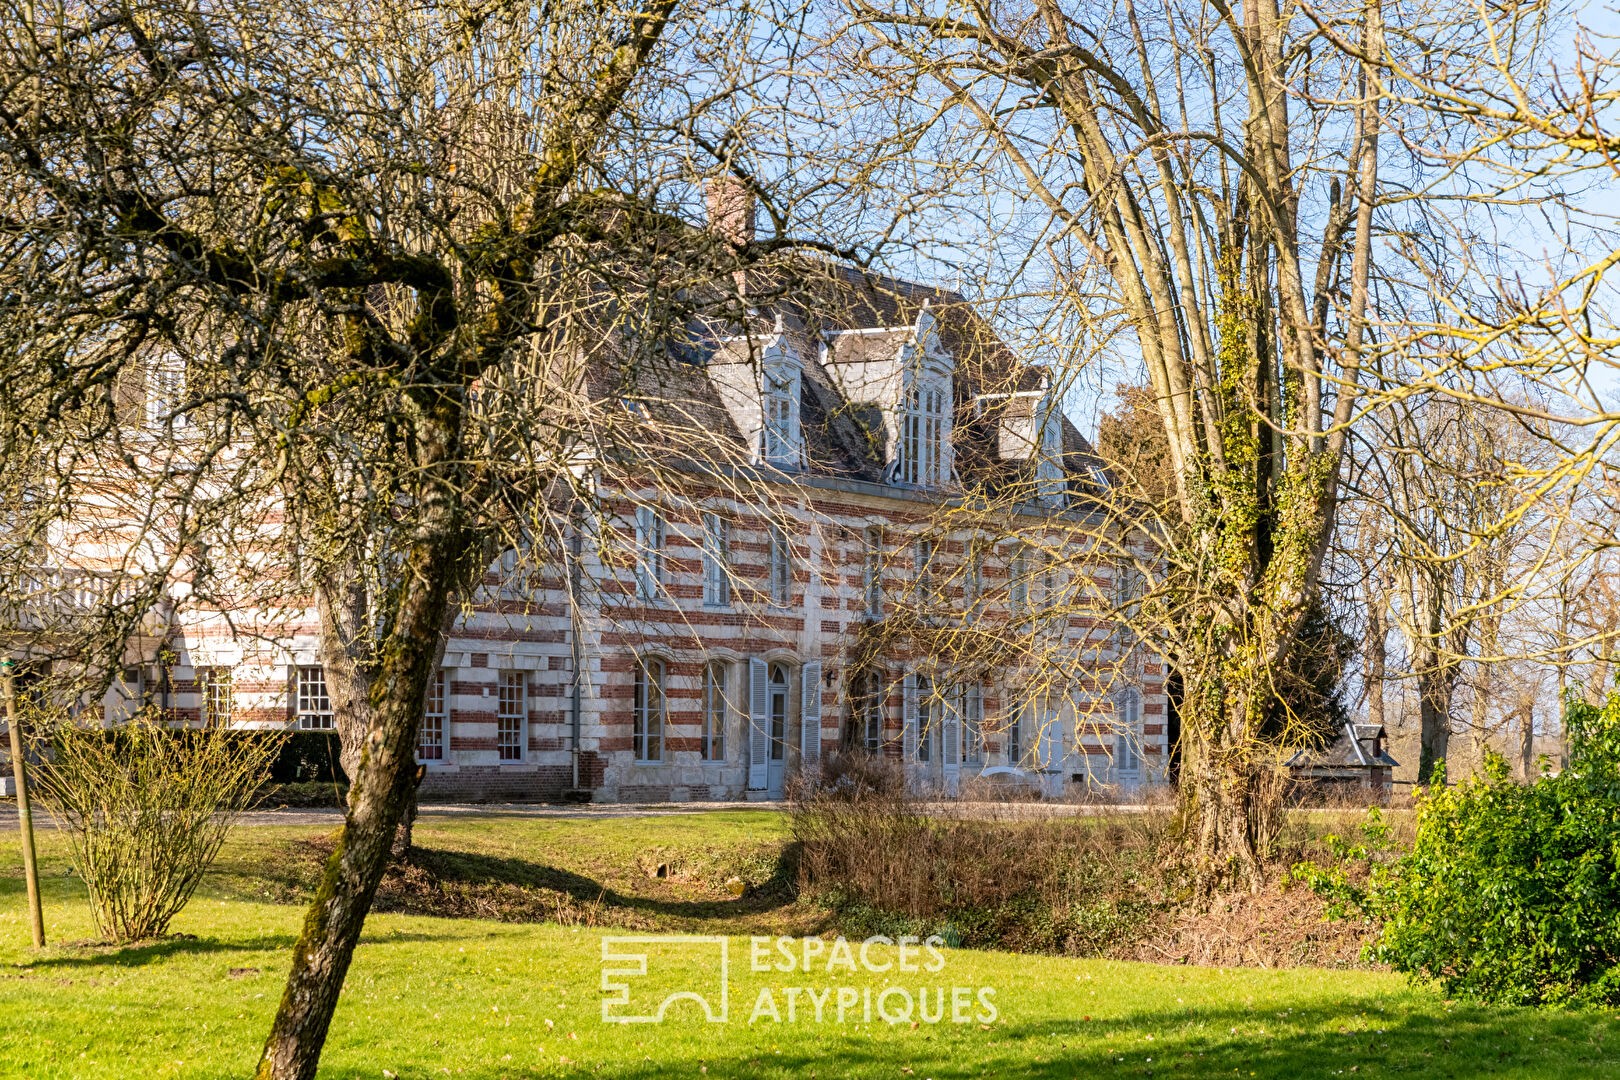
[{"left": 1, "top": 813, "right": 1615, "bottom": 1079}]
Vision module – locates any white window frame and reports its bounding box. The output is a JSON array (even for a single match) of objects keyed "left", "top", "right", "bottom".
[
  {"left": 761, "top": 372, "right": 799, "bottom": 466},
  {"left": 701, "top": 661, "right": 727, "bottom": 762},
  {"left": 296, "top": 666, "right": 334, "bottom": 730},
  {"left": 900, "top": 380, "right": 949, "bottom": 486},
  {"left": 914, "top": 537, "right": 935, "bottom": 604},
  {"left": 702, "top": 513, "right": 731, "bottom": 608},
  {"left": 859, "top": 670, "right": 883, "bottom": 752},
  {"left": 497, "top": 671, "right": 526, "bottom": 762},
  {"left": 634, "top": 657, "right": 665, "bottom": 762},
  {"left": 768, "top": 663, "right": 790, "bottom": 762},
  {"left": 634, "top": 505, "right": 665, "bottom": 602},
  {"left": 915, "top": 674, "right": 934, "bottom": 763},
  {"left": 418, "top": 669, "right": 447, "bottom": 762},
  {"left": 1006, "top": 701, "right": 1023, "bottom": 766},
  {"left": 961, "top": 683, "right": 983, "bottom": 764},
  {"left": 1115, "top": 558, "right": 1144, "bottom": 643},
  {"left": 863, "top": 526, "right": 883, "bottom": 616},
  {"left": 768, "top": 524, "right": 792, "bottom": 606},
  {"left": 146, "top": 358, "right": 187, "bottom": 429},
  {"left": 1009, "top": 545, "right": 1029, "bottom": 615},
  {"left": 965, "top": 539, "right": 984, "bottom": 606},
  {"left": 200, "top": 666, "right": 233, "bottom": 728}
]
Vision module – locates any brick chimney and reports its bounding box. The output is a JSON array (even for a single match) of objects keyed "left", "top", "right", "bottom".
[{"left": 704, "top": 175, "right": 756, "bottom": 246}]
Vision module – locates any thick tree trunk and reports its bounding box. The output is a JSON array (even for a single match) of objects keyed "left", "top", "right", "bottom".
[
  {"left": 254, "top": 416, "right": 464, "bottom": 1080},
  {"left": 1177, "top": 667, "right": 1275, "bottom": 895},
  {"left": 1412, "top": 569, "right": 1456, "bottom": 785},
  {"left": 1416, "top": 660, "right": 1452, "bottom": 785}
]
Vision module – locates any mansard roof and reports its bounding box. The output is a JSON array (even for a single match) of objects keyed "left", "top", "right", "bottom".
[{"left": 588, "top": 260, "right": 1107, "bottom": 505}]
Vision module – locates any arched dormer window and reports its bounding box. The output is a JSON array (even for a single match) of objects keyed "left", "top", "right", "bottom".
[
  {"left": 900, "top": 381, "right": 949, "bottom": 486},
  {"left": 761, "top": 370, "right": 799, "bottom": 466}
]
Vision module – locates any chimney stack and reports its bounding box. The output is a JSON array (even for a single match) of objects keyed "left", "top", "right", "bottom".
[{"left": 704, "top": 175, "right": 756, "bottom": 246}]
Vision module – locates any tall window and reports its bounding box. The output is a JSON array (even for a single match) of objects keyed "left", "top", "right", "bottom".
[
  {"left": 634, "top": 506, "right": 665, "bottom": 601},
  {"left": 762, "top": 375, "right": 797, "bottom": 464},
  {"left": 702, "top": 513, "right": 730, "bottom": 607},
  {"left": 900, "top": 383, "right": 948, "bottom": 486},
  {"left": 964, "top": 540, "right": 984, "bottom": 606},
  {"left": 913, "top": 538, "right": 936, "bottom": 605},
  {"left": 419, "top": 669, "right": 446, "bottom": 762},
  {"left": 1006, "top": 702, "right": 1023, "bottom": 766},
  {"left": 498, "top": 672, "right": 525, "bottom": 761},
  {"left": 1009, "top": 545, "right": 1029, "bottom": 615},
  {"left": 634, "top": 658, "right": 664, "bottom": 762},
  {"left": 1114, "top": 558, "right": 1145, "bottom": 642},
  {"left": 768, "top": 525, "right": 791, "bottom": 605},
  {"left": 296, "top": 666, "right": 333, "bottom": 730},
  {"left": 915, "top": 675, "right": 934, "bottom": 763},
  {"left": 146, "top": 359, "right": 186, "bottom": 428},
  {"left": 768, "top": 663, "right": 790, "bottom": 761},
  {"left": 961, "top": 683, "right": 983, "bottom": 764},
  {"left": 1116, "top": 691, "right": 1141, "bottom": 779},
  {"left": 858, "top": 671, "right": 883, "bottom": 751},
  {"left": 702, "top": 662, "right": 727, "bottom": 761},
  {"left": 863, "top": 526, "right": 883, "bottom": 616},
  {"left": 200, "top": 666, "right": 233, "bottom": 727}
]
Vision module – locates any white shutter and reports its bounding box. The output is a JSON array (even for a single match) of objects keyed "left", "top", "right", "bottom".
[
  {"left": 902, "top": 672, "right": 918, "bottom": 764},
  {"left": 747, "top": 658, "right": 769, "bottom": 790},
  {"left": 800, "top": 661, "right": 822, "bottom": 765},
  {"left": 943, "top": 685, "right": 961, "bottom": 797},
  {"left": 1034, "top": 703, "right": 1057, "bottom": 796}
]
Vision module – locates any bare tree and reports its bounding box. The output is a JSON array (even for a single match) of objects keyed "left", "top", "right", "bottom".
[
  {"left": 0, "top": 1, "right": 904, "bottom": 1075},
  {"left": 843, "top": 0, "right": 1395, "bottom": 889}
]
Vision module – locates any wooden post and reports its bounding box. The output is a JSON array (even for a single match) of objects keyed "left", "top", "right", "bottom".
[{"left": 3, "top": 660, "right": 45, "bottom": 948}]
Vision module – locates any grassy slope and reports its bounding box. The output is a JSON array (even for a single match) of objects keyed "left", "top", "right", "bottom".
[{"left": 1, "top": 813, "right": 1615, "bottom": 1079}]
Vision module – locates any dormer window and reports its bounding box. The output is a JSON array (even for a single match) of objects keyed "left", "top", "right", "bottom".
[
  {"left": 142, "top": 356, "right": 188, "bottom": 430},
  {"left": 761, "top": 373, "right": 798, "bottom": 465},
  {"left": 899, "top": 382, "right": 949, "bottom": 486}
]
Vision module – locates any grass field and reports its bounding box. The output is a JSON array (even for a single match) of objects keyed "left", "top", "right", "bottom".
[{"left": 2, "top": 812, "right": 1615, "bottom": 1079}]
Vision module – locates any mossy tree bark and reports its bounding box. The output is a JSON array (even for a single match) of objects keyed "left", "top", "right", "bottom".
[
  {"left": 853, "top": 0, "right": 1385, "bottom": 891},
  {"left": 255, "top": 400, "right": 467, "bottom": 1079}
]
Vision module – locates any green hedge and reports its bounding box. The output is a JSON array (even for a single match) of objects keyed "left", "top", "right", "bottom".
[
  {"left": 260, "top": 730, "right": 346, "bottom": 784},
  {"left": 1298, "top": 689, "right": 1620, "bottom": 1006}
]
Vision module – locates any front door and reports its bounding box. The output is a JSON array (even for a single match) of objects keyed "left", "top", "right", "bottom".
[{"left": 767, "top": 663, "right": 789, "bottom": 798}]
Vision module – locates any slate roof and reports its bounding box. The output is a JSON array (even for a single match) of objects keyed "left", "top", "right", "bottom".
[
  {"left": 1287, "top": 723, "right": 1401, "bottom": 771},
  {"left": 587, "top": 260, "right": 1106, "bottom": 502}
]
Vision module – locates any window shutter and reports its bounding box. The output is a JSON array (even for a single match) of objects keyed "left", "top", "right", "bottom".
[
  {"left": 902, "top": 672, "right": 918, "bottom": 764},
  {"left": 942, "top": 685, "right": 961, "bottom": 796},
  {"left": 747, "top": 658, "right": 769, "bottom": 789},
  {"left": 800, "top": 661, "right": 822, "bottom": 764}
]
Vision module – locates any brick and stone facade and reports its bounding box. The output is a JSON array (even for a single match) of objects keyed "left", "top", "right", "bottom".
[{"left": 70, "top": 259, "right": 1172, "bottom": 803}]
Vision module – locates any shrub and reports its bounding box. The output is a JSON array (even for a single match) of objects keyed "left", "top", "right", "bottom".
[
  {"left": 263, "top": 730, "right": 347, "bottom": 784},
  {"left": 792, "top": 788, "right": 1167, "bottom": 955},
  {"left": 1296, "top": 690, "right": 1620, "bottom": 1006},
  {"left": 35, "top": 714, "right": 285, "bottom": 942}
]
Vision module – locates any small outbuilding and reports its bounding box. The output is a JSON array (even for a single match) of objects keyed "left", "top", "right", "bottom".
[{"left": 1286, "top": 722, "right": 1399, "bottom": 792}]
